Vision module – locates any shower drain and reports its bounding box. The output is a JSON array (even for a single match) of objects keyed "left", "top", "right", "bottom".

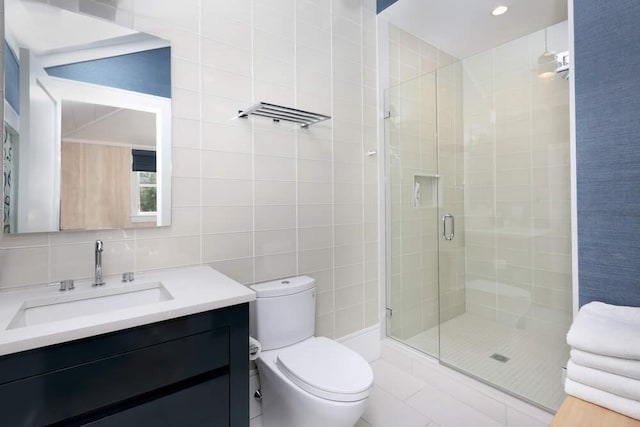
[{"left": 490, "top": 353, "right": 510, "bottom": 363}]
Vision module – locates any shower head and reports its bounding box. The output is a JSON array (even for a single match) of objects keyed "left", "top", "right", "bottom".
[
  {"left": 537, "top": 51, "right": 570, "bottom": 80},
  {"left": 556, "top": 51, "right": 570, "bottom": 79},
  {"left": 537, "top": 27, "right": 570, "bottom": 80},
  {"left": 538, "top": 28, "right": 556, "bottom": 80},
  {"left": 537, "top": 51, "right": 557, "bottom": 80}
]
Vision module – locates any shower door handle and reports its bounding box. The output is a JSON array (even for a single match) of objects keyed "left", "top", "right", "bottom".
[{"left": 442, "top": 213, "right": 454, "bottom": 241}]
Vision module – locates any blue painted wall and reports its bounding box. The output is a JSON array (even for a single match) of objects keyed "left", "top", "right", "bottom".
[
  {"left": 4, "top": 41, "right": 20, "bottom": 114},
  {"left": 575, "top": 0, "right": 640, "bottom": 307},
  {"left": 377, "top": 0, "right": 398, "bottom": 14},
  {"left": 45, "top": 47, "right": 171, "bottom": 98}
]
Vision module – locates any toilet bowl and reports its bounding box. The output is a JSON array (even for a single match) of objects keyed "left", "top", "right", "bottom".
[{"left": 251, "top": 277, "right": 373, "bottom": 427}]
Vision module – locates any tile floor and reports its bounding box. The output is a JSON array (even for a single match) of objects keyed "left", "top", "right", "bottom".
[
  {"left": 405, "top": 312, "right": 569, "bottom": 411},
  {"left": 357, "top": 360, "right": 507, "bottom": 427},
  {"left": 251, "top": 353, "right": 554, "bottom": 427}
]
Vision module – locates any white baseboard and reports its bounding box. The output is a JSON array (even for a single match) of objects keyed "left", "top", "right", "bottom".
[{"left": 336, "top": 324, "right": 381, "bottom": 362}]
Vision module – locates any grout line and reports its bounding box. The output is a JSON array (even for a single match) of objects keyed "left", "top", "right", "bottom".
[
  {"left": 198, "top": 0, "right": 204, "bottom": 267},
  {"left": 294, "top": 0, "right": 299, "bottom": 277},
  {"left": 130, "top": 7, "right": 138, "bottom": 275},
  {"left": 250, "top": 0, "right": 256, "bottom": 286},
  {"left": 329, "top": 0, "right": 336, "bottom": 339},
  {"left": 47, "top": 232, "right": 52, "bottom": 284},
  {"left": 360, "top": 3, "right": 366, "bottom": 329}
]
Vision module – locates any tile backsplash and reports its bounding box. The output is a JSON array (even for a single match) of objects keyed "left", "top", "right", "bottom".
[{"left": 0, "top": 0, "right": 379, "bottom": 339}]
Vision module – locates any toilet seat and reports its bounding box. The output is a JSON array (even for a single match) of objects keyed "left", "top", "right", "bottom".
[{"left": 275, "top": 337, "right": 373, "bottom": 402}]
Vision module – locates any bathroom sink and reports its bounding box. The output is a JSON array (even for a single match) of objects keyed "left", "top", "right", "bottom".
[{"left": 7, "top": 282, "right": 174, "bottom": 329}]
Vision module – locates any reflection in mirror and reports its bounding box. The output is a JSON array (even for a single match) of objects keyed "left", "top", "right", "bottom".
[
  {"left": 3, "top": 0, "right": 171, "bottom": 233},
  {"left": 60, "top": 101, "right": 157, "bottom": 230}
]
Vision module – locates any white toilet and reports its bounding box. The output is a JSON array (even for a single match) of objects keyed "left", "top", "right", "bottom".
[{"left": 251, "top": 276, "right": 373, "bottom": 427}]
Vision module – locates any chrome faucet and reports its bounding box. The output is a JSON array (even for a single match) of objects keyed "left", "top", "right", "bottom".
[{"left": 93, "top": 240, "right": 105, "bottom": 286}]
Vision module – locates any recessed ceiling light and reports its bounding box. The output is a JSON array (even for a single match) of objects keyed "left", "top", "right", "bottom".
[{"left": 491, "top": 5, "right": 509, "bottom": 16}]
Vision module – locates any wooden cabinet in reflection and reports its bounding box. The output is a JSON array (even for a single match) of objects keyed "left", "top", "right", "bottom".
[{"left": 60, "top": 142, "right": 148, "bottom": 230}]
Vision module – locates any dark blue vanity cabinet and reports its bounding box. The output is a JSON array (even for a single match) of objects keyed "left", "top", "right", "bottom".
[{"left": 0, "top": 303, "right": 249, "bottom": 427}]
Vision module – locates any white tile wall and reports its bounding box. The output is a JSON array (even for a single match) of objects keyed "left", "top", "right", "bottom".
[{"left": 0, "top": 0, "right": 379, "bottom": 339}]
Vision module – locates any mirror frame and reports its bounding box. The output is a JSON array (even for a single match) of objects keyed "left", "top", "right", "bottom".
[{"left": 3, "top": 0, "right": 172, "bottom": 233}]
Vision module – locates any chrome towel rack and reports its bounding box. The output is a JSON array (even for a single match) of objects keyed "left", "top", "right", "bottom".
[{"left": 237, "top": 102, "right": 331, "bottom": 128}]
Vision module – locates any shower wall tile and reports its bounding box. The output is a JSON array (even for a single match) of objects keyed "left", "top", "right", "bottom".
[{"left": 0, "top": 0, "right": 380, "bottom": 340}]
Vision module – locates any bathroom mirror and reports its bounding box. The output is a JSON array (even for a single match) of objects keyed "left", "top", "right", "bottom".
[{"left": 3, "top": 0, "right": 172, "bottom": 233}]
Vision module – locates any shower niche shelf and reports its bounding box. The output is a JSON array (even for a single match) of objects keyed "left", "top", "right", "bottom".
[
  {"left": 237, "top": 102, "right": 331, "bottom": 128},
  {"left": 413, "top": 174, "right": 439, "bottom": 208}
]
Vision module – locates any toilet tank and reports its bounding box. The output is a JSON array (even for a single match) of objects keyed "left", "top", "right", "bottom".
[{"left": 250, "top": 276, "right": 316, "bottom": 351}]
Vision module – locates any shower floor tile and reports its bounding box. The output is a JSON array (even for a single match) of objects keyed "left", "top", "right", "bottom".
[{"left": 404, "top": 312, "right": 569, "bottom": 411}]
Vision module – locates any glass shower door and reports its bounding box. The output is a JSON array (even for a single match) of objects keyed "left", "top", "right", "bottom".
[
  {"left": 385, "top": 71, "right": 440, "bottom": 359},
  {"left": 385, "top": 26, "right": 572, "bottom": 413},
  {"left": 437, "top": 31, "right": 572, "bottom": 412},
  {"left": 434, "top": 61, "right": 466, "bottom": 338}
]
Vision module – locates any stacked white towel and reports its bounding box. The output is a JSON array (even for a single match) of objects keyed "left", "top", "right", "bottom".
[{"left": 565, "top": 301, "right": 640, "bottom": 420}]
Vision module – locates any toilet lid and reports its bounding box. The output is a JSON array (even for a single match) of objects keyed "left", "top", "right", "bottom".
[{"left": 276, "top": 337, "right": 374, "bottom": 402}]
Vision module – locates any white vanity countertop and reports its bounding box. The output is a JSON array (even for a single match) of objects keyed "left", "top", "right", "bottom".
[{"left": 0, "top": 266, "right": 255, "bottom": 356}]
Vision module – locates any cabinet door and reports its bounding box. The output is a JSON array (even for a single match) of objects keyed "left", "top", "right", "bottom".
[
  {"left": 0, "top": 328, "right": 229, "bottom": 426},
  {"left": 84, "top": 375, "right": 230, "bottom": 427}
]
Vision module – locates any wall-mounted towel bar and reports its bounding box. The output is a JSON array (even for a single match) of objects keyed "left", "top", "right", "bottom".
[{"left": 237, "top": 102, "right": 331, "bottom": 128}]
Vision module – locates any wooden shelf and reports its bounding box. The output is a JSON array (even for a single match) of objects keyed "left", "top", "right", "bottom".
[{"left": 551, "top": 396, "right": 640, "bottom": 427}]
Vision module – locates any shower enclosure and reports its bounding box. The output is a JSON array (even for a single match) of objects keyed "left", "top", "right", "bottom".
[{"left": 385, "top": 24, "right": 572, "bottom": 412}]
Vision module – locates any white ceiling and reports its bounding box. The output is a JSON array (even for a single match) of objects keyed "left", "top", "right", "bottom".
[
  {"left": 62, "top": 101, "right": 156, "bottom": 148},
  {"left": 380, "top": 0, "right": 568, "bottom": 58},
  {"left": 5, "top": 0, "right": 137, "bottom": 54}
]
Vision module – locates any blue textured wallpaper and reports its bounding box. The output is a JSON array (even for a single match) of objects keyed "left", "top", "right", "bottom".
[
  {"left": 45, "top": 47, "right": 171, "bottom": 98},
  {"left": 575, "top": 0, "right": 640, "bottom": 307},
  {"left": 4, "top": 41, "right": 20, "bottom": 114},
  {"left": 377, "top": 0, "right": 398, "bottom": 14}
]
